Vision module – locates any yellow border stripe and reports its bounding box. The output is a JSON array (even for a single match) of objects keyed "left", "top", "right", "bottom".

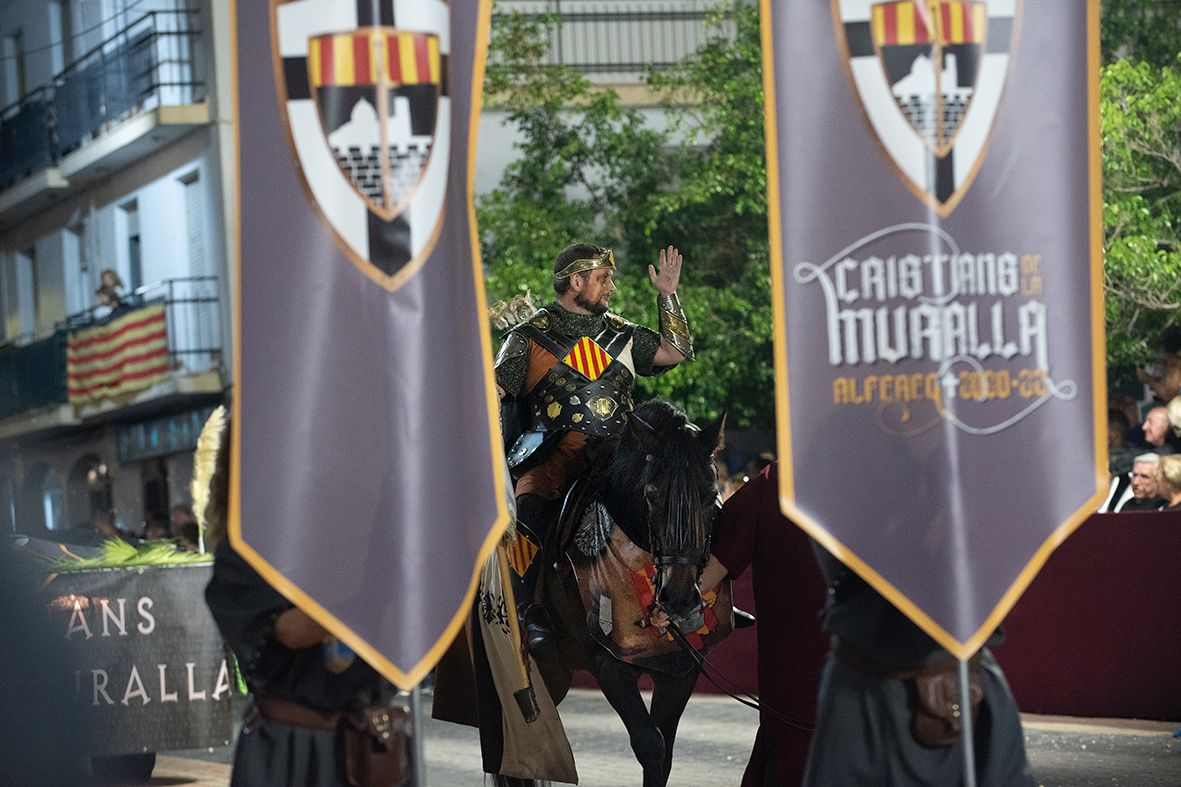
[{"left": 974, "top": 4, "right": 986, "bottom": 43}]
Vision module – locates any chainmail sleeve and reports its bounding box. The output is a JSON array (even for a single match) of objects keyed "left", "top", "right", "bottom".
[
  {"left": 630, "top": 325, "right": 671, "bottom": 377},
  {"left": 494, "top": 330, "right": 531, "bottom": 398}
]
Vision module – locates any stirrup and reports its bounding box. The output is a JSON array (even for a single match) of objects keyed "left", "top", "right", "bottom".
[{"left": 733, "top": 606, "right": 756, "bottom": 629}]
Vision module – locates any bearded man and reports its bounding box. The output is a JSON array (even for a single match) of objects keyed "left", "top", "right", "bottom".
[{"left": 494, "top": 243, "right": 693, "bottom": 649}]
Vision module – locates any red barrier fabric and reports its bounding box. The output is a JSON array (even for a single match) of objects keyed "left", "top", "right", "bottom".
[{"left": 996, "top": 510, "right": 1181, "bottom": 720}]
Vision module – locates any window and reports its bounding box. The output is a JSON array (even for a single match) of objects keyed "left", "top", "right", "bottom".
[
  {"left": 120, "top": 200, "right": 142, "bottom": 291},
  {"left": 49, "top": 1, "right": 75, "bottom": 74},
  {"left": 0, "top": 31, "right": 26, "bottom": 107},
  {"left": 41, "top": 467, "right": 64, "bottom": 532}
]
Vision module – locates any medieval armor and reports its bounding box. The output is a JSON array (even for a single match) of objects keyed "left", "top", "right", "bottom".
[{"left": 657, "top": 291, "right": 695, "bottom": 362}]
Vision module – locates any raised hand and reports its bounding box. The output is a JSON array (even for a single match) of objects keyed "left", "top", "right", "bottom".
[{"left": 648, "top": 245, "right": 683, "bottom": 296}]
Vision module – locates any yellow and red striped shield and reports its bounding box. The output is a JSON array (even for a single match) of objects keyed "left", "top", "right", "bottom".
[
  {"left": 505, "top": 533, "right": 539, "bottom": 578},
  {"left": 562, "top": 337, "right": 613, "bottom": 381},
  {"left": 273, "top": 2, "right": 451, "bottom": 293},
  {"left": 308, "top": 30, "right": 441, "bottom": 90},
  {"left": 832, "top": 0, "right": 1013, "bottom": 215}
]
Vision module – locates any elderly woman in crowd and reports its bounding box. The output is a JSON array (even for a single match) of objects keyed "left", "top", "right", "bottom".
[{"left": 1156, "top": 455, "right": 1181, "bottom": 510}]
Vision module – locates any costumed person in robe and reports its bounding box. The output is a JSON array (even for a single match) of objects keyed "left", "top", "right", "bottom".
[
  {"left": 802, "top": 542, "right": 1036, "bottom": 786},
  {"left": 697, "top": 462, "right": 830, "bottom": 785},
  {"left": 200, "top": 407, "right": 410, "bottom": 787}
]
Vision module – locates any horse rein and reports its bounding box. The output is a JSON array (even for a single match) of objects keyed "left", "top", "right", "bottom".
[{"left": 666, "top": 619, "right": 817, "bottom": 733}]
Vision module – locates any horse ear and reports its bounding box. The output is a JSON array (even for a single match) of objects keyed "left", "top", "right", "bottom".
[
  {"left": 629, "top": 412, "right": 661, "bottom": 451},
  {"left": 699, "top": 410, "right": 726, "bottom": 453}
]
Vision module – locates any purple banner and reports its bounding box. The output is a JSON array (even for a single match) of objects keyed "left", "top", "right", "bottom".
[
  {"left": 764, "top": 0, "right": 1105, "bottom": 656},
  {"left": 232, "top": 0, "right": 508, "bottom": 687}
]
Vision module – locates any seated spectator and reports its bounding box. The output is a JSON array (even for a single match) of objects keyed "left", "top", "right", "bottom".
[
  {"left": 93, "top": 510, "right": 133, "bottom": 542},
  {"left": 1141, "top": 406, "right": 1177, "bottom": 456},
  {"left": 170, "top": 503, "right": 196, "bottom": 538},
  {"left": 1107, "top": 407, "right": 1139, "bottom": 476},
  {"left": 177, "top": 523, "right": 201, "bottom": 552},
  {"left": 1137, "top": 326, "right": 1181, "bottom": 406},
  {"left": 1157, "top": 455, "right": 1181, "bottom": 510},
  {"left": 142, "top": 512, "right": 170, "bottom": 541},
  {"left": 1100, "top": 453, "right": 1166, "bottom": 513}
]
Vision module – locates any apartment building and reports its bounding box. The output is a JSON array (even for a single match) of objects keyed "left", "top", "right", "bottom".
[
  {"left": 0, "top": 0, "right": 717, "bottom": 540},
  {"left": 0, "top": 0, "right": 235, "bottom": 539}
]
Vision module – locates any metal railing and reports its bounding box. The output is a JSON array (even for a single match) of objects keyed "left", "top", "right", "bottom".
[
  {"left": 0, "top": 10, "right": 204, "bottom": 190},
  {"left": 0, "top": 87, "right": 57, "bottom": 189},
  {"left": 0, "top": 276, "right": 222, "bottom": 421},
  {"left": 492, "top": 0, "right": 732, "bottom": 75}
]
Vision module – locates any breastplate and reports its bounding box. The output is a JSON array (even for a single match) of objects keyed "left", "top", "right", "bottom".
[{"left": 522, "top": 320, "right": 637, "bottom": 439}]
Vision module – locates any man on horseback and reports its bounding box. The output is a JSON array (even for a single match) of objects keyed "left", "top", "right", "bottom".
[{"left": 494, "top": 242, "right": 694, "bottom": 651}]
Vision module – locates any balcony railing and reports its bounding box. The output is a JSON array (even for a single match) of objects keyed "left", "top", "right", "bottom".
[
  {"left": 0, "top": 10, "right": 203, "bottom": 190},
  {"left": 492, "top": 0, "right": 731, "bottom": 75},
  {"left": 0, "top": 276, "right": 222, "bottom": 422}
]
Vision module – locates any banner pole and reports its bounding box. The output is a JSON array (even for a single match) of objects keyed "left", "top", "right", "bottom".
[
  {"left": 959, "top": 658, "right": 977, "bottom": 787},
  {"left": 410, "top": 683, "right": 427, "bottom": 785}
]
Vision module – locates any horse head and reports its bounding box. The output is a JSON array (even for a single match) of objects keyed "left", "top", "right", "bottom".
[{"left": 604, "top": 401, "right": 726, "bottom": 627}]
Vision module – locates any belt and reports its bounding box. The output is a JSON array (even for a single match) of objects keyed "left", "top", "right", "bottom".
[
  {"left": 831, "top": 636, "right": 979, "bottom": 680},
  {"left": 253, "top": 694, "right": 346, "bottom": 732}
]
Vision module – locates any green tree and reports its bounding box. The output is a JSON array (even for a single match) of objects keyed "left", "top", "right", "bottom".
[
  {"left": 1101, "top": 0, "right": 1181, "bottom": 69},
  {"left": 480, "top": 3, "right": 776, "bottom": 428},
  {"left": 479, "top": 10, "right": 671, "bottom": 303},
  {"left": 1101, "top": 57, "right": 1181, "bottom": 373}
]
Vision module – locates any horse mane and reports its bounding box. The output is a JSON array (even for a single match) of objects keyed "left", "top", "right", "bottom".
[{"left": 598, "top": 400, "right": 712, "bottom": 555}]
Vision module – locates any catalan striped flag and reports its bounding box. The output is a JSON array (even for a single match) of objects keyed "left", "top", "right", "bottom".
[
  {"left": 66, "top": 303, "right": 169, "bottom": 405},
  {"left": 563, "top": 337, "right": 613, "bottom": 381},
  {"left": 505, "top": 532, "right": 539, "bottom": 578},
  {"left": 871, "top": 1, "right": 985, "bottom": 47},
  {"left": 308, "top": 30, "right": 441, "bottom": 89}
]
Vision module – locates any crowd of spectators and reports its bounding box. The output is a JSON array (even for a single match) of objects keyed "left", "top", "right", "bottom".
[{"left": 1101, "top": 328, "right": 1181, "bottom": 513}]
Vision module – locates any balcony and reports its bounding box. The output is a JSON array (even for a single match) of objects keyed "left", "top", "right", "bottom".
[
  {"left": 0, "top": 276, "right": 223, "bottom": 440},
  {"left": 492, "top": 0, "right": 732, "bottom": 79},
  {"left": 0, "top": 10, "right": 206, "bottom": 229}
]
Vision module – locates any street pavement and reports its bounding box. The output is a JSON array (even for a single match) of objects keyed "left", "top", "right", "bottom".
[{"left": 160, "top": 688, "right": 1179, "bottom": 785}]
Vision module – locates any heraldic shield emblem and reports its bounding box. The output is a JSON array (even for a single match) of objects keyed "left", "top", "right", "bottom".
[
  {"left": 272, "top": 0, "right": 450, "bottom": 290},
  {"left": 833, "top": 0, "right": 1020, "bottom": 215}
]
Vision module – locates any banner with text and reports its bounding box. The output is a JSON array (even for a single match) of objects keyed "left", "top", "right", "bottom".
[
  {"left": 233, "top": 0, "right": 508, "bottom": 688},
  {"left": 47, "top": 565, "right": 234, "bottom": 754},
  {"left": 764, "top": 0, "right": 1105, "bottom": 657}
]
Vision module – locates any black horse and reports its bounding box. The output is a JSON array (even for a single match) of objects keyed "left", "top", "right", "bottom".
[{"left": 535, "top": 400, "right": 730, "bottom": 787}]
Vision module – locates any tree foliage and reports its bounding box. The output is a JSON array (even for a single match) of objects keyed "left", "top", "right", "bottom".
[
  {"left": 480, "top": 2, "right": 1181, "bottom": 419},
  {"left": 480, "top": 4, "right": 775, "bottom": 428},
  {"left": 1101, "top": 58, "right": 1181, "bottom": 372},
  {"left": 1101, "top": 0, "right": 1181, "bottom": 69}
]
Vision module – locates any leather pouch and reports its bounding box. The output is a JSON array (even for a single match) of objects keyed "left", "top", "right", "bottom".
[
  {"left": 342, "top": 704, "right": 410, "bottom": 787},
  {"left": 911, "top": 660, "right": 983, "bottom": 748}
]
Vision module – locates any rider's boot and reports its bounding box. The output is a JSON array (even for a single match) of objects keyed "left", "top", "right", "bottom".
[{"left": 513, "top": 495, "right": 561, "bottom": 658}]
